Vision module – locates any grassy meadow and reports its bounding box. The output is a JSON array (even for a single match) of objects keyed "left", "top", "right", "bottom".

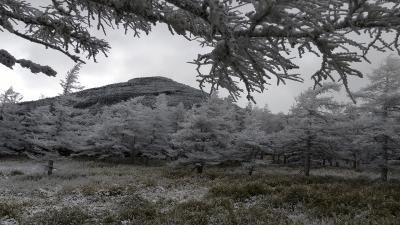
[{"left": 0, "top": 158, "right": 399, "bottom": 225}]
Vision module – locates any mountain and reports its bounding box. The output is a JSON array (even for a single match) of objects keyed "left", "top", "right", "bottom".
[{"left": 19, "top": 76, "right": 207, "bottom": 110}]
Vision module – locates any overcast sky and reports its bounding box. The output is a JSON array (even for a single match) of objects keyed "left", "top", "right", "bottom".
[{"left": 0, "top": 17, "right": 393, "bottom": 113}]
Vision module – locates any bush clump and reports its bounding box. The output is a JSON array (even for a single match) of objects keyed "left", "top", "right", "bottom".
[
  {"left": 27, "top": 206, "right": 91, "bottom": 225},
  {"left": 9, "top": 170, "right": 24, "bottom": 176},
  {"left": 0, "top": 201, "right": 23, "bottom": 219},
  {"left": 209, "top": 182, "right": 272, "bottom": 199},
  {"left": 117, "top": 195, "right": 158, "bottom": 222}
]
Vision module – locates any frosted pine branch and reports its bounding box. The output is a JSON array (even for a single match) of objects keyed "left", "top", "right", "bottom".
[{"left": 0, "top": 49, "right": 56, "bottom": 76}]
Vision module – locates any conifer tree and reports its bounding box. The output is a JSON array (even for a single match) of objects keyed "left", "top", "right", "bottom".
[
  {"left": 60, "top": 62, "right": 85, "bottom": 95},
  {"left": 354, "top": 55, "right": 400, "bottom": 181},
  {"left": 273, "top": 83, "right": 343, "bottom": 176},
  {"left": 0, "top": 87, "right": 25, "bottom": 155},
  {"left": 234, "top": 104, "right": 267, "bottom": 162},
  {"left": 172, "top": 93, "right": 239, "bottom": 169}
]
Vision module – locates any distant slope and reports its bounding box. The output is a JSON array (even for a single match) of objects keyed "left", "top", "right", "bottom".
[{"left": 19, "top": 76, "right": 207, "bottom": 110}]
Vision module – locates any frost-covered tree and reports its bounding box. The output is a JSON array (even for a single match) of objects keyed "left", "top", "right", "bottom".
[
  {"left": 272, "top": 83, "right": 343, "bottom": 176},
  {"left": 171, "top": 102, "right": 186, "bottom": 133},
  {"left": 234, "top": 106, "right": 266, "bottom": 174},
  {"left": 90, "top": 95, "right": 177, "bottom": 159},
  {"left": 24, "top": 101, "right": 98, "bottom": 157},
  {"left": 172, "top": 93, "right": 240, "bottom": 170},
  {"left": 146, "top": 94, "right": 176, "bottom": 158},
  {"left": 354, "top": 55, "right": 400, "bottom": 181},
  {"left": 0, "top": 87, "right": 22, "bottom": 119},
  {"left": 92, "top": 98, "right": 151, "bottom": 158},
  {"left": 2, "top": 0, "right": 400, "bottom": 100},
  {"left": 332, "top": 105, "right": 372, "bottom": 170},
  {"left": 243, "top": 104, "right": 286, "bottom": 162},
  {"left": 21, "top": 63, "right": 86, "bottom": 156},
  {"left": 23, "top": 93, "right": 186, "bottom": 159},
  {"left": 60, "top": 62, "right": 84, "bottom": 95},
  {"left": 254, "top": 105, "right": 285, "bottom": 135},
  {"left": 53, "top": 63, "right": 85, "bottom": 138},
  {"left": 235, "top": 103, "right": 272, "bottom": 160},
  {"left": 24, "top": 105, "right": 60, "bottom": 154},
  {"left": 54, "top": 106, "right": 99, "bottom": 156},
  {"left": 0, "top": 87, "right": 26, "bottom": 155},
  {"left": 0, "top": 87, "right": 23, "bottom": 104}
]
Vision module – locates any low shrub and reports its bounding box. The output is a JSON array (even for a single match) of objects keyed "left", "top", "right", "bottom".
[
  {"left": 232, "top": 207, "right": 291, "bottom": 225},
  {"left": 9, "top": 170, "right": 24, "bottom": 176},
  {"left": 27, "top": 206, "right": 90, "bottom": 225},
  {"left": 208, "top": 182, "right": 272, "bottom": 200},
  {"left": 0, "top": 201, "right": 22, "bottom": 219},
  {"left": 164, "top": 200, "right": 213, "bottom": 225},
  {"left": 80, "top": 184, "right": 99, "bottom": 196},
  {"left": 18, "top": 174, "right": 45, "bottom": 181},
  {"left": 162, "top": 168, "right": 192, "bottom": 179},
  {"left": 117, "top": 195, "right": 158, "bottom": 222}
]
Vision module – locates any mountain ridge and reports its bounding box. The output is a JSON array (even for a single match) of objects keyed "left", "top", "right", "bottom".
[{"left": 19, "top": 76, "right": 207, "bottom": 110}]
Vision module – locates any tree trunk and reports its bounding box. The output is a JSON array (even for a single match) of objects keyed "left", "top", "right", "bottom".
[
  {"left": 0, "top": 106, "right": 4, "bottom": 121},
  {"left": 322, "top": 159, "right": 326, "bottom": 166},
  {"left": 47, "top": 160, "right": 54, "bottom": 176},
  {"left": 150, "top": 129, "right": 155, "bottom": 144},
  {"left": 304, "top": 132, "right": 312, "bottom": 177},
  {"left": 352, "top": 154, "right": 358, "bottom": 170},
  {"left": 380, "top": 136, "right": 389, "bottom": 181},
  {"left": 195, "top": 163, "right": 204, "bottom": 174},
  {"left": 304, "top": 152, "right": 311, "bottom": 176},
  {"left": 380, "top": 166, "right": 388, "bottom": 181},
  {"left": 380, "top": 103, "right": 390, "bottom": 181},
  {"left": 248, "top": 166, "right": 255, "bottom": 176},
  {"left": 283, "top": 155, "right": 287, "bottom": 165}
]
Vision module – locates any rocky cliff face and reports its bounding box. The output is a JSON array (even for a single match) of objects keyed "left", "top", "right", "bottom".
[{"left": 19, "top": 76, "right": 207, "bottom": 110}]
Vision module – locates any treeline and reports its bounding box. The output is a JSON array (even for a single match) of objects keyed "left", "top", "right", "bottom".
[
  {"left": 0, "top": 91, "right": 281, "bottom": 164},
  {"left": 1, "top": 57, "right": 400, "bottom": 181}
]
